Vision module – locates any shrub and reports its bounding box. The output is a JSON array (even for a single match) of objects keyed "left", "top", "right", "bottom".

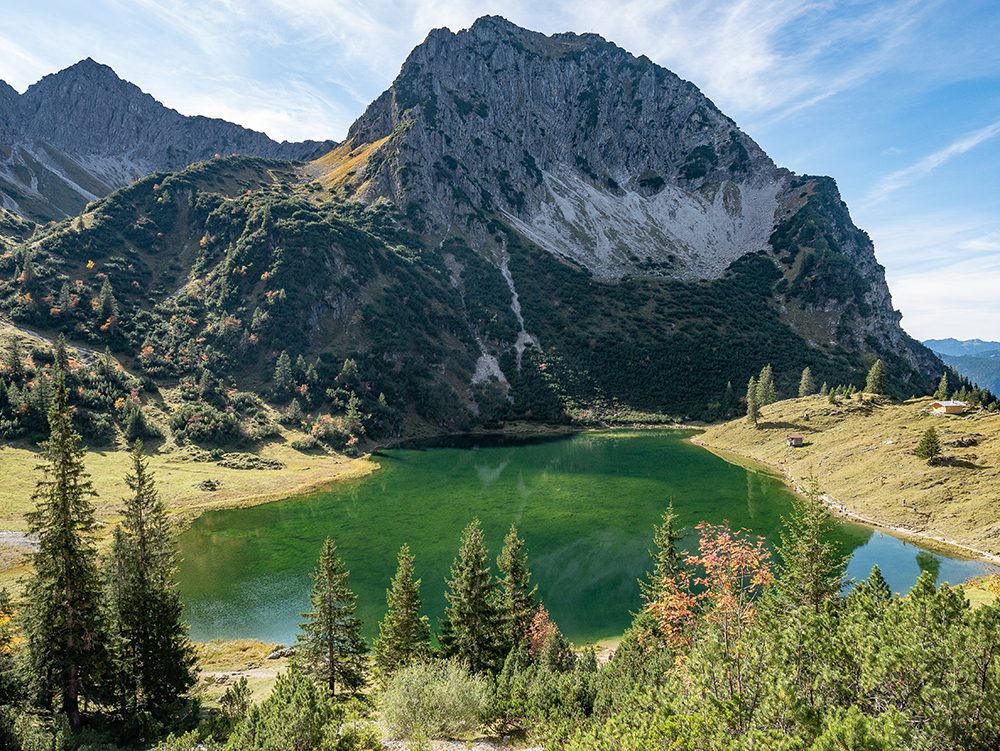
[{"left": 379, "top": 659, "right": 489, "bottom": 740}]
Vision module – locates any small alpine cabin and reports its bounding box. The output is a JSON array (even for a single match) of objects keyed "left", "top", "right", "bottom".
[{"left": 929, "top": 400, "right": 968, "bottom": 415}]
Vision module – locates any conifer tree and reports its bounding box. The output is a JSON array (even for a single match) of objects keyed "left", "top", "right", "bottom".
[
  {"left": 933, "top": 373, "right": 949, "bottom": 400},
  {"left": 439, "top": 519, "right": 503, "bottom": 674},
  {"left": 820, "top": 382, "right": 829, "bottom": 396},
  {"left": 496, "top": 524, "right": 539, "bottom": 653},
  {"left": 865, "top": 359, "right": 886, "bottom": 395},
  {"left": 3, "top": 335, "right": 24, "bottom": 379},
  {"left": 914, "top": 427, "right": 941, "bottom": 462},
  {"left": 55, "top": 333, "right": 70, "bottom": 373},
  {"left": 798, "top": 367, "right": 816, "bottom": 398},
  {"left": 96, "top": 277, "right": 119, "bottom": 321},
  {"left": 295, "top": 538, "right": 366, "bottom": 697},
  {"left": 273, "top": 350, "right": 293, "bottom": 391},
  {"left": 745, "top": 376, "right": 759, "bottom": 427},
  {"left": 756, "top": 364, "right": 776, "bottom": 406},
  {"left": 23, "top": 371, "right": 105, "bottom": 728},
  {"left": 774, "top": 478, "right": 847, "bottom": 612},
  {"left": 373, "top": 544, "right": 430, "bottom": 681},
  {"left": 721, "top": 381, "right": 736, "bottom": 418},
  {"left": 105, "top": 441, "right": 195, "bottom": 716},
  {"left": 639, "top": 502, "right": 686, "bottom": 602}
]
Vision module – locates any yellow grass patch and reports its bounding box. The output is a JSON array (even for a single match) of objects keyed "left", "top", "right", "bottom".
[
  {"left": 696, "top": 395, "right": 1000, "bottom": 561},
  {"left": 307, "top": 136, "right": 390, "bottom": 194}
]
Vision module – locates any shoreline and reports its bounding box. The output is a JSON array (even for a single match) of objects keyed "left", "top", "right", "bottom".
[{"left": 691, "top": 434, "right": 1000, "bottom": 567}]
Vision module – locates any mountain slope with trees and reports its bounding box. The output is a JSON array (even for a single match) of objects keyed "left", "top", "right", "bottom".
[{"left": 0, "top": 16, "right": 947, "bottom": 443}]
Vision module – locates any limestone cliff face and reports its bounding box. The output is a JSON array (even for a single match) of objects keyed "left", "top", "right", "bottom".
[
  {"left": 313, "top": 15, "right": 938, "bottom": 383},
  {"left": 0, "top": 58, "right": 335, "bottom": 221}
]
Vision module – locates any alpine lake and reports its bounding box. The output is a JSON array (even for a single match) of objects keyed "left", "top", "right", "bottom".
[{"left": 176, "top": 429, "right": 989, "bottom": 646}]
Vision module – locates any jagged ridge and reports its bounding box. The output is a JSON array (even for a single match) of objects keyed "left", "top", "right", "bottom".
[{"left": 0, "top": 59, "right": 336, "bottom": 222}]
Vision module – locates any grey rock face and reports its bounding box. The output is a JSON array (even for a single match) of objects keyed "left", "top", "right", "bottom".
[
  {"left": 1, "top": 58, "right": 335, "bottom": 221},
  {"left": 323, "top": 15, "right": 937, "bottom": 381},
  {"left": 332, "top": 16, "right": 781, "bottom": 280}
]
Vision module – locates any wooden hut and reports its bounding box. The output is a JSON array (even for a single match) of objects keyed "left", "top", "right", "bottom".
[
  {"left": 929, "top": 400, "right": 968, "bottom": 415},
  {"left": 787, "top": 433, "right": 804, "bottom": 447}
]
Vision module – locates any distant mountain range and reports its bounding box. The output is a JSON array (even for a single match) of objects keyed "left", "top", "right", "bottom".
[
  {"left": 0, "top": 17, "right": 949, "bottom": 443},
  {"left": 0, "top": 58, "right": 335, "bottom": 222},
  {"left": 925, "top": 339, "right": 1000, "bottom": 395}
]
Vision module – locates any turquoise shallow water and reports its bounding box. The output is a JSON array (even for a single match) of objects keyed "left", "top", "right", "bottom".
[{"left": 176, "top": 430, "right": 988, "bottom": 646}]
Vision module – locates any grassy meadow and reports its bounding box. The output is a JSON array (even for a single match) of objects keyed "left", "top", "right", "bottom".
[{"left": 695, "top": 394, "right": 1000, "bottom": 561}]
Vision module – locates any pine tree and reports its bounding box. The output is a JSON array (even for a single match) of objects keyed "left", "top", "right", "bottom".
[
  {"left": 55, "top": 333, "right": 70, "bottom": 372},
  {"left": 96, "top": 277, "right": 119, "bottom": 321},
  {"left": 23, "top": 372, "right": 105, "bottom": 728},
  {"left": 914, "top": 427, "right": 941, "bottom": 462},
  {"left": 639, "top": 502, "right": 686, "bottom": 602},
  {"left": 820, "top": 382, "right": 829, "bottom": 396},
  {"left": 439, "top": 519, "right": 503, "bottom": 674},
  {"left": 3, "top": 335, "right": 24, "bottom": 379},
  {"left": 798, "top": 367, "right": 816, "bottom": 398},
  {"left": 934, "top": 373, "right": 949, "bottom": 400},
  {"left": 496, "top": 524, "right": 539, "bottom": 654},
  {"left": 373, "top": 544, "right": 430, "bottom": 681},
  {"left": 295, "top": 538, "right": 366, "bottom": 697},
  {"left": 756, "top": 364, "right": 776, "bottom": 406},
  {"left": 774, "top": 478, "right": 848, "bottom": 612},
  {"left": 721, "top": 381, "right": 736, "bottom": 418},
  {"left": 865, "top": 359, "right": 886, "bottom": 395},
  {"left": 274, "top": 350, "right": 293, "bottom": 391},
  {"left": 745, "top": 376, "right": 759, "bottom": 427},
  {"left": 105, "top": 441, "right": 195, "bottom": 716},
  {"left": 338, "top": 358, "right": 359, "bottom": 389}
]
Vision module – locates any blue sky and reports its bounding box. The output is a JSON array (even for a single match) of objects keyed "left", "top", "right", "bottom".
[{"left": 2, "top": 0, "right": 999, "bottom": 342}]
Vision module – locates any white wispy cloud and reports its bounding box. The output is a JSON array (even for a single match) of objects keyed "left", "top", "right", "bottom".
[{"left": 867, "top": 120, "right": 1000, "bottom": 203}]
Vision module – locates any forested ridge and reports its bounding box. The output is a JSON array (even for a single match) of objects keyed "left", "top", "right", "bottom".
[{"left": 0, "top": 155, "right": 948, "bottom": 457}]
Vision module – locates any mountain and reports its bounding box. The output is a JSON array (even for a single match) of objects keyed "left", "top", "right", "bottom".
[
  {"left": 923, "top": 339, "right": 1000, "bottom": 394},
  {"left": 0, "top": 58, "right": 336, "bottom": 223},
  {"left": 311, "top": 17, "right": 937, "bottom": 378},
  {"left": 924, "top": 338, "right": 1000, "bottom": 357},
  {"left": 0, "top": 18, "right": 949, "bottom": 446}
]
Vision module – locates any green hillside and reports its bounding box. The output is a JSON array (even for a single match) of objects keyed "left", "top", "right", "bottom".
[{"left": 0, "top": 156, "right": 943, "bottom": 449}]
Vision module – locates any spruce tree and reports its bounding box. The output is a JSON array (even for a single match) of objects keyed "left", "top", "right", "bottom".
[
  {"left": 914, "top": 427, "right": 941, "bottom": 462},
  {"left": 639, "top": 502, "right": 686, "bottom": 602},
  {"left": 273, "top": 350, "right": 293, "bottom": 391},
  {"left": 96, "top": 277, "right": 119, "bottom": 321},
  {"left": 865, "top": 359, "right": 886, "bottom": 395},
  {"left": 3, "top": 335, "right": 24, "bottom": 379},
  {"left": 798, "top": 367, "right": 816, "bottom": 398},
  {"left": 105, "top": 441, "right": 195, "bottom": 717},
  {"left": 295, "top": 538, "right": 366, "bottom": 697},
  {"left": 721, "top": 381, "right": 736, "bottom": 418},
  {"left": 774, "top": 478, "right": 847, "bottom": 612},
  {"left": 756, "top": 364, "right": 776, "bottom": 406},
  {"left": 373, "top": 544, "right": 430, "bottom": 681},
  {"left": 745, "top": 376, "right": 759, "bottom": 427},
  {"left": 496, "top": 524, "right": 539, "bottom": 654},
  {"left": 933, "top": 373, "right": 949, "bottom": 400},
  {"left": 23, "top": 371, "right": 105, "bottom": 728},
  {"left": 55, "top": 333, "right": 70, "bottom": 373},
  {"left": 439, "top": 519, "right": 503, "bottom": 674}
]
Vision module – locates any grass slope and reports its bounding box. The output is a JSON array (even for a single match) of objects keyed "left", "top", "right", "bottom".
[{"left": 695, "top": 394, "right": 1000, "bottom": 559}]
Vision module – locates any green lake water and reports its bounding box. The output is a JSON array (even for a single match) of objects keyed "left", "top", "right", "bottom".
[{"left": 176, "top": 430, "right": 988, "bottom": 646}]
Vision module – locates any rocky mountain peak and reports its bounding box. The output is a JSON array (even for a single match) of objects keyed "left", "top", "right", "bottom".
[
  {"left": 310, "top": 15, "right": 937, "bottom": 380},
  {"left": 318, "top": 15, "right": 778, "bottom": 281},
  {"left": 1, "top": 60, "right": 336, "bottom": 222}
]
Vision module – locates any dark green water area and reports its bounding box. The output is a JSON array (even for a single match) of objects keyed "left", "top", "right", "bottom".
[{"left": 176, "top": 430, "right": 988, "bottom": 646}]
